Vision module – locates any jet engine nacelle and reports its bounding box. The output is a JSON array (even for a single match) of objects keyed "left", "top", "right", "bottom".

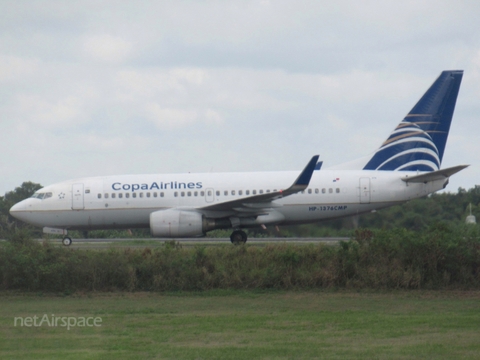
[{"left": 150, "top": 209, "right": 204, "bottom": 237}]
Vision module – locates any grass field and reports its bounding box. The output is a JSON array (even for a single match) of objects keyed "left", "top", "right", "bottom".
[{"left": 1, "top": 291, "right": 479, "bottom": 359}]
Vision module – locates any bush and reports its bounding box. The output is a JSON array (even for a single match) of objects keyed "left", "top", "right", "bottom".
[{"left": 1, "top": 225, "right": 480, "bottom": 292}]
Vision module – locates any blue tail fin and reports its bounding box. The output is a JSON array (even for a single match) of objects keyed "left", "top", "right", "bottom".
[{"left": 363, "top": 70, "right": 463, "bottom": 172}]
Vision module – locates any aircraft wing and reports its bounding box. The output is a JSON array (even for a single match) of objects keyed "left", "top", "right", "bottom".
[
  {"left": 199, "top": 155, "right": 319, "bottom": 215},
  {"left": 401, "top": 164, "right": 469, "bottom": 183}
]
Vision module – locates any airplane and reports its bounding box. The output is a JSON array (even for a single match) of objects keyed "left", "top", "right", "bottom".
[{"left": 10, "top": 70, "right": 468, "bottom": 246}]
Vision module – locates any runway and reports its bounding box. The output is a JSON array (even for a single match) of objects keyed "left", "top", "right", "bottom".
[{"left": 39, "top": 237, "right": 350, "bottom": 248}]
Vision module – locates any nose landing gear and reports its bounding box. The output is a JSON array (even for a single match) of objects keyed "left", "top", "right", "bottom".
[{"left": 62, "top": 237, "right": 72, "bottom": 246}]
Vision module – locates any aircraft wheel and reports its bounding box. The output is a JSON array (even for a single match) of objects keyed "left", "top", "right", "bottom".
[
  {"left": 230, "top": 230, "right": 247, "bottom": 245},
  {"left": 62, "top": 237, "right": 72, "bottom": 246}
]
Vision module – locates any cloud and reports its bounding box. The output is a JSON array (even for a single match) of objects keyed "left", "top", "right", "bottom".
[
  {"left": 13, "top": 94, "right": 89, "bottom": 129},
  {"left": 82, "top": 34, "right": 132, "bottom": 63},
  {"left": 0, "top": 55, "right": 39, "bottom": 82},
  {"left": 145, "top": 104, "right": 198, "bottom": 128},
  {"left": 1, "top": 0, "right": 480, "bottom": 195}
]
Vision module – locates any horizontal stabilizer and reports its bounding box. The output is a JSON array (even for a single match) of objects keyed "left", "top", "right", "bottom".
[{"left": 401, "top": 165, "right": 469, "bottom": 183}]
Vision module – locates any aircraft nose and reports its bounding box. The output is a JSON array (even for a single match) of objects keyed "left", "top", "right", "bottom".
[{"left": 9, "top": 201, "right": 27, "bottom": 215}]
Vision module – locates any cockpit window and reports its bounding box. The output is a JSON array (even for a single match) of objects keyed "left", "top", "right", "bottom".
[{"left": 31, "top": 192, "right": 53, "bottom": 200}]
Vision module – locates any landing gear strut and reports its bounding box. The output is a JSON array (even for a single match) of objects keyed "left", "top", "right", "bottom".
[
  {"left": 230, "top": 230, "right": 247, "bottom": 245},
  {"left": 62, "top": 237, "right": 72, "bottom": 246}
]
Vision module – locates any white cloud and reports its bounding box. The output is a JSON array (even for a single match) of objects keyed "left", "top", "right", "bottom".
[
  {"left": 0, "top": 55, "right": 39, "bottom": 82},
  {"left": 1, "top": 0, "right": 480, "bottom": 195},
  {"left": 145, "top": 104, "right": 198, "bottom": 128},
  {"left": 204, "top": 109, "right": 223, "bottom": 125},
  {"left": 82, "top": 34, "right": 132, "bottom": 63},
  {"left": 14, "top": 95, "right": 87, "bottom": 127}
]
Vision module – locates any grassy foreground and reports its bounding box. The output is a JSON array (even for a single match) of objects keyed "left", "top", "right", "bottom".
[{"left": 1, "top": 291, "right": 479, "bottom": 359}]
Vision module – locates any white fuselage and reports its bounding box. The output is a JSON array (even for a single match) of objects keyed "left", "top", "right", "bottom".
[{"left": 10, "top": 169, "right": 446, "bottom": 232}]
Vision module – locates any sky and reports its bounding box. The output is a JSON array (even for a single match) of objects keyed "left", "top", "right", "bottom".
[{"left": 1, "top": 0, "right": 480, "bottom": 195}]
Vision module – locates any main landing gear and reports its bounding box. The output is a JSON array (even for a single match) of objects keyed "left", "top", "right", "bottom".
[
  {"left": 230, "top": 230, "right": 247, "bottom": 245},
  {"left": 62, "top": 237, "right": 72, "bottom": 246}
]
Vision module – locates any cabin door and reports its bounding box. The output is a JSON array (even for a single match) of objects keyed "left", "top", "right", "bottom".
[
  {"left": 359, "top": 178, "right": 371, "bottom": 204},
  {"left": 72, "top": 183, "right": 85, "bottom": 210}
]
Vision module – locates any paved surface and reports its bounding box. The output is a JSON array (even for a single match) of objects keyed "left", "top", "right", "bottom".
[
  {"left": 32, "top": 237, "right": 350, "bottom": 247},
  {"left": 73, "top": 237, "right": 347, "bottom": 242}
]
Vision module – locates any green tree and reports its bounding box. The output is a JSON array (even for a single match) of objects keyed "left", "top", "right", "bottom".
[{"left": 0, "top": 182, "right": 42, "bottom": 237}]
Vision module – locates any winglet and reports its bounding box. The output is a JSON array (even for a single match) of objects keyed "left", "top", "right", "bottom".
[
  {"left": 294, "top": 155, "right": 319, "bottom": 185},
  {"left": 281, "top": 155, "right": 319, "bottom": 196}
]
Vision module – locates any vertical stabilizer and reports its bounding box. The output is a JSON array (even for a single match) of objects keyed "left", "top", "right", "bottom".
[{"left": 363, "top": 70, "right": 463, "bottom": 171}]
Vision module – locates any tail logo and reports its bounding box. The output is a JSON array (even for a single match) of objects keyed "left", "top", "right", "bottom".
[
  {"left": 365, "top": 119, "right": 441, "bottom": 171},
  {"left": 363, "top": 70, "right": 463, "bottom": 172}
]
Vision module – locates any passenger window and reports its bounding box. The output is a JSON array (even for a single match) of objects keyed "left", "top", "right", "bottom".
[
  {"left": 194, "top": 191, "right": 198, "bottom": 196},
  {"left": 207, "top": 191, "right": 212, "bottom": 196},
  {"left": 160, "top": 192, "right": 164, "bottom": 197},
  {"left": 308, "top": 189, "right": 312, "bottom": 194},
  {"left": 253, "top": 190, "right": 257, "bottom": 195},
  {"left": 266, "top": 190, "right": 270, "bottom": 193},
  {"left": 259, "top": 190, "right": 263, "bottom": 194},
  {"left": 188, "top": 191, "right": 192, "bottom": 197},
  {"left": 119, "top": 193, "right": 123, "bottom": 199},
  {"left": 132, "top": 193, "right": 137, "bottom": 198},
  {"left": 174, "top": 192, "right": 178, "bottom": 197},
  {"left": 201, "top": 191, "right": 205, "bottom": 196},
  {"left": 336, "top": 188, "right": 340, "bottom": 193},
  {"left": 231, "top": 190, "right": 235, "bottom": 195},
  {"left": 239, "top": 190, "right": 243, "bottom": 195},
  {"left": 85, "top": 189, "right": 90, "bottom": 194},
  {"left": 104, "top": 193, "right": 109, "bottom": 199},
  {"left": 112, "top": 193, "right": 116, "bottom": 199},
  {"left": 322, "top": 188, "right": 326, "bottom": 194},
  {"left": 315, "top": 189, "right": 319, "bottom": 194},
  {"left": 181, "top": 192, "right": 185, "bottom": 197},
  {"left": 216, "top": 191, "right": 220, "bottom": 196},
  {"left": 147, "top": 192, "right": 151, "bottom": 198},
  {"left": 98, "top": 194, "right": 102, "bottom": 199},
  {"left": 140, "top": 193, "right": 144, "bottom": 198},
  {"left": 329, "top": 188, "right": 333, "bottom": 194},
  {"left": 246, "top": 190, "right": 250, "bottom": 195},
  {"left": 126, "top": 193, "right": 130, "bottom": 198},
  {"left": 153, "top": 192, "right": 157, "bottom": 197},
  {"left": 224, "top": 190, "right": 228, "bottom": 196}
]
